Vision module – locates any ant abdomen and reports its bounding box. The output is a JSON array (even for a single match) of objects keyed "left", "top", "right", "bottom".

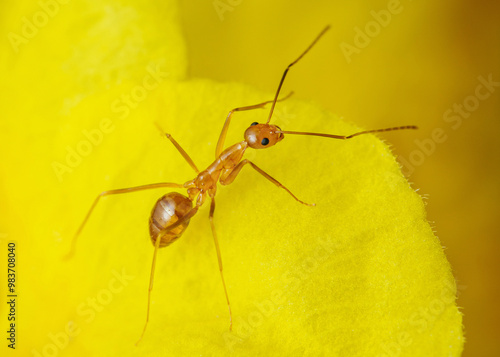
[{"left": 149, "top": 192, "right": 193, "bottom": 248}]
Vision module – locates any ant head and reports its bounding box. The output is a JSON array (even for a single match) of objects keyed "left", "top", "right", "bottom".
[{"left": 244, "top": 122, "right": 284, "bottom": 149}]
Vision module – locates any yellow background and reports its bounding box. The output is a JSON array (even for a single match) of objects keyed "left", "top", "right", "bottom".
[{"left": 0, "top": 0, "right": 497, "bottom": 356}]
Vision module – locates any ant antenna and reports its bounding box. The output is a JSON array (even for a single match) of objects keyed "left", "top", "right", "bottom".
[
  {"left": 266, "top": 25, "right": 331, "bottom": 124},
  {"left": 276, "top": 125, "right": 418, "bottom": 139}
]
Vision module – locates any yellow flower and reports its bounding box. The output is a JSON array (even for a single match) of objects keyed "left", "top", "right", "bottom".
[{"left": 0, "top": 1, "right": 463, "bottom": 356}]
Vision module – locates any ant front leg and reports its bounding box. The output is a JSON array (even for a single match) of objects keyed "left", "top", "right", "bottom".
[
  {"left": 155, "top": 122, "right": 200, "bottom": 174},
  {"left": 215, "top": 92, "right": 294, "bottom": 158},
  {"left": 64, "top": 182, "right": 184, "bottom": 260},
  {"left": 220, "top": 159, "right": 315, "bottom": 207}
]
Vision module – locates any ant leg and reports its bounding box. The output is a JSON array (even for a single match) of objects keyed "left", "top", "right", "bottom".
[
  {"left": 136, "top": 205, "right": 199, "bottom": 345},
  {"left": 64, "top": 182, "right": 184, "bottom": 260},
  {"left": 220, "top": 159, "right": 315, "bottom": 207},
  {"left": 215, "top": 92, "right": 294, "bottom": 158},
  {"left": 277, "top": 125, "right": 419, "bottom": 140},
  {"left": 208, "top": 197, "right": 232, "bottom": 331},
  {"left": 155, "top": 123, "right": 200, "bottom": 174},
  {"left": 135, "top": 225, "right": 163, "bottom": 346}
]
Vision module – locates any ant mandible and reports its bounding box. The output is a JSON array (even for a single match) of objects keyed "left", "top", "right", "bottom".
[{"left": 65, "top": 25, "right": 417, "bottom": 345}]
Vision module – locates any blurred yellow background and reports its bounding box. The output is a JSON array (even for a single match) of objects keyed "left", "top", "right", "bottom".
[
  {"left": 178, "top": 0, "right": 499, "bottom": 355},
  {"left": 0, "top": 0, "right": 497, "bottom": 355}
]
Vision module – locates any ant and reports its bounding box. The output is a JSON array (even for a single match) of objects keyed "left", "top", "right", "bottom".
[{"left": 65, "top": 25, "right": 417, "bottom": 345}]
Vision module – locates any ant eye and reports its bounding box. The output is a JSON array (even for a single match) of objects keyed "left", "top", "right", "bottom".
[
  {"left": 251, "top": 122, "right": 258, "bottom": 126},
  {"left": 261, "top": 138, "right": 269, "bottom": 146}
]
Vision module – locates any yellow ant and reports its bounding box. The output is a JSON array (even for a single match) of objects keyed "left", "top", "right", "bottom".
[{"left": 65, "top": 25, "right": 417, "bottom": 345}]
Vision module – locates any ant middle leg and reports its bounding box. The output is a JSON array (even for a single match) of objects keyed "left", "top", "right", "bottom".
[
  {"left": 65, "top": 182, "right": 184, "bottom": 260},
  {"left": 220, "top": 159, "right": 315, "bottom": 206}
]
